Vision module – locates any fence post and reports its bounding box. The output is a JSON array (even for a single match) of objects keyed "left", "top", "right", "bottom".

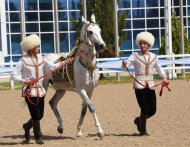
[
  {"left": 10, "top": 60, "right": 14, "bottom": 90},
  {"left": 171, "top": 53, "right": 177, "bottom": 79}
]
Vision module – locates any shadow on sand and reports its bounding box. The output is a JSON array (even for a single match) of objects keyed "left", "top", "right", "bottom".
[{"left": 0, "top": 134, "right": 75, "bottom": 145}]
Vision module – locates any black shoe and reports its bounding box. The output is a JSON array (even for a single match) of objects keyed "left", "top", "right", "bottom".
[
  {"left": 140, "top": 131, "right": 150, "bottom": 136},
  {"left": 35, "top": 138, "right": 44, "bottom": 144},
  {"left": 23, "top": 119, "right": 33, "bottom": 141},
  {"left": 23, "top": 124, "right": 30, "bottom": 141},
  {"left": 33, "top": 120, "right": 44, "bottom": 144},
  {"left": 134, "top": 117, "right": 141, "bottom": 132}
]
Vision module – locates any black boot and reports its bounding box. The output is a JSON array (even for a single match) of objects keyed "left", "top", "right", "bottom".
[
  {"left": 139, "top": 113, "right": 149, "bottom": 136},
  {"left": 134, "top": 117, "right": 141, "bottom": 132},
  {"left": 33, "top": 120, "right": 44, "bottom": 144},
  {"left": 23, "top": 119, "right": 33, "bottom": 142}
]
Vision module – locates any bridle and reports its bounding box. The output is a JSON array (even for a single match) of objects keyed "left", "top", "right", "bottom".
[
  {"left": 81, "top": 22, "right": 104, "bottom": 52},
  {"left": 78, "top": 22, "right": 104, "bottom": 70}
]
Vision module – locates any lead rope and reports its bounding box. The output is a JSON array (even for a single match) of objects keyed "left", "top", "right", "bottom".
[
  {"left": 101, "top": 46, "right": 171, "bottom": 95},
  {"left": 117, "top": 55, "right": 171, "bottom": 96},
  {"left": 24, "top": 56, "right": 40, "bottom": 105},
  {"left": 24, "top": 50, "right": 87, "bottom": 105}
]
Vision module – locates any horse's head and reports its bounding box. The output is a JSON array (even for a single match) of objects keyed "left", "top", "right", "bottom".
[{"left": 80, "top": 14, "right": 106, "bottom": 52}]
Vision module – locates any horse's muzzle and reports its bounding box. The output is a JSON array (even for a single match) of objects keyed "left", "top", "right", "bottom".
[{"left": 95, "top": 43, "right": 106, "bottom": 51}]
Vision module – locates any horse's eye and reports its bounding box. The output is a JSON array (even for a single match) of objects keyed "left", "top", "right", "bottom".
[{"left": 88, "top": 31, "right": 93, "bottom": 35}]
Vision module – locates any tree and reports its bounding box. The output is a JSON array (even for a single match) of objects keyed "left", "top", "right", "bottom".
[
  {"left": 159, "top": 11, "right": 190, "bottom": 54},
  {"left": 73, "top": 0, "right": 127, "bottom": 57}
]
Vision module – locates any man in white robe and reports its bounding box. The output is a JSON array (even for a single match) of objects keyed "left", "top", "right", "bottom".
[
  {"left": 12, "top": 34, "right": 65, "bottom": 144},
  {"left": 122, "top": 31, "right": 168, "bottom": 136}
]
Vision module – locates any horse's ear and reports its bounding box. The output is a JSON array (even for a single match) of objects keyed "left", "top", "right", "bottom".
[
  {"left": 91, "top": 14, "right": 96, "bottom": 23},
  {"left": 81, "top": 16, "right": 89, "bottom": 24},
  {"left": 81, "top": 16, "right": 85, "bottom": 23}
]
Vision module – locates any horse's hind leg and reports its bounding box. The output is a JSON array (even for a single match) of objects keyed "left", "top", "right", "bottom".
[
  {"left": 77, "top": 89, "right": 104, "bottom": 138},
  {"left": 76, "top": 102, "right": 87, "bottom": 137},
  {"left": 49, "top": 89, "right": 66, "bottom": 134}
]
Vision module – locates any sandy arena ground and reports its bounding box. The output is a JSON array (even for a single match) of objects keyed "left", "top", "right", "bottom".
[{"left": 0, "top": 80, "right": 190, "bottom": 147}]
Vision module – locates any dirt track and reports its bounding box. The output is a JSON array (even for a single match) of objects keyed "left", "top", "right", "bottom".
[{"left": 0, "top": 80, "right": 190, "bottom": 147}]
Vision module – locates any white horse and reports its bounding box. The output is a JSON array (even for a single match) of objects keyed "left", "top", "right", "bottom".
[{"left": 43, "top": 14, "right": 106, "bottom": 138}]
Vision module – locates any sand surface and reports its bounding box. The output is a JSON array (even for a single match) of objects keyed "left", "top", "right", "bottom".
[{"left": 0, "top": 80, "right": 190, "bottom": 147}]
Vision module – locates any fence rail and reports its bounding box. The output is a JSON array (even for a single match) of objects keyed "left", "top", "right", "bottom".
[{"left": 1, "top": 53, "right": 190, "bottom": 90}]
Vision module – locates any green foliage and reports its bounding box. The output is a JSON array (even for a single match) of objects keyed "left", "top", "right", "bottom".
[
  {"left": 159, "top": 11, "right": 190, "bottom": 54},
  {"left": 172, "top": 11, "right": 181, "bottom": 54},
  {"left": 75, "top": 0, "right": 127, "bottom": 57},
  {"left": 159, "top": 36, "right": 165, "bottom": 55}
]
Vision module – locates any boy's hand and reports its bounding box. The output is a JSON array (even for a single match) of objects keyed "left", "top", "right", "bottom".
[{"left": 122, "top": 60, "right": 128, "bottom": 68}]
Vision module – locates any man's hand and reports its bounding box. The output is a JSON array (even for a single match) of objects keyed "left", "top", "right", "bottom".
[
  {"left": 162, "top": 77, "right": 168, "bottom": 83},
  {"left": 23, "top": 80, "right": 32, "bottom": 85},
  {"left": 23, "top": 80, "right": 35, "bottom": 86}
]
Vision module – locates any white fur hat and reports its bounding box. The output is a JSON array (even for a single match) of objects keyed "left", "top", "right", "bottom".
[
  {"left": 136, "top": 31, "right": 155, "bottom": 48},
  {"left": 20, "top": 34, "right": 41, "bottom": 52}
]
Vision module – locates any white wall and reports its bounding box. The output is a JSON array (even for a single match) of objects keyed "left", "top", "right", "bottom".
[{"left": 0, "top": 0, "right": 7, "bottom": 63}]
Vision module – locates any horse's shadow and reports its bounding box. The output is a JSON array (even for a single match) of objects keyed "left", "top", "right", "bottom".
[{"left": 0, "top": 134, "right": 75, "bottom": 145}]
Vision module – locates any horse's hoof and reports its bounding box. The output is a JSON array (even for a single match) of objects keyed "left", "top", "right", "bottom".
[
  {"left": 57, "top": 127, "right": 63, "bottom": 134},
  {"left": 97, "top": 132, "right": 105, "bottom": 138},
  {"left": 76, "top": 132, "right": 82, "bottom": 138}
]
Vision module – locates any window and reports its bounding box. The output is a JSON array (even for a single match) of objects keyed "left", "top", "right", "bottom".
[
  {"left": 10, "top": 23, "right": 20, "bottom": 33},
  {"left": 119, "top": 0, "right": 130, "bottom": 8},
  {"left": 132, "top": 0, "right": 144, "bottom": 8},
  {"left": 120, "top": 31, "right": 132, "bottom": 50},
  {"left": 41, "top": 33, "right": 54, "bottom": 53},
  {"left": 147, "top": 29, "right": 159, "bottom": 48},
  {"left": 25, "top": 12, "right": 38, "bottom": 21},
  {"left": 39, "top": 0, "right": 53, "bottom": 10},
  {"left": 147, "top": 19, "right": 159, "bottom": 28},
  {"left": 146, "top": 0, "right": 158, "bottom": 7},
  {"left": 133, "top": 19, "right": 145, "bottom": 28},
  {"left": 125, "top": 20, "right": 131, "bottom": 29},
  {"left": 8, "top": 1, "right": 19, "bottom": 11},
  {"left": 132, "top": 9, "right": 145, "bottom": 18},
  {"left": 11, "top": 34, "right": 22, "bottom": 54},
  {"left": 70, "top": 33, "right": 77, "bottom": 49},
  {"left": 40, "top": 12, "right": 53, "bottom": 21},
  {"left": 25, "top": 0, "right": 38, "bottom": 11},
  {"left": 60, "top": 33, "right": 69, "bottom": 52},
  {"left": 58, "top": 0, "right": 67, "bottom": 10},
  {"left": 26, "top": 23, "right": 39, "bottom": 32},
  {"left": 146, "top": 9, "right": 159, "bottom": 18},
  {"left": 69, "top": 0, "right": 79, "bottom": 10},
  {"left": 59, "top": 12, "right": 68, "bottom": 21}
]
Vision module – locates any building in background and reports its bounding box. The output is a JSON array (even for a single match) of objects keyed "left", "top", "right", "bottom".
[
  {"left": 0, "top": 0, "right": 80, "bottom": 65},
  {"left": 0, "top": 0, "right": 190, "bottom": 66},
  {"left": 118, "top": 0, "right": 190, "bottom": 56}
]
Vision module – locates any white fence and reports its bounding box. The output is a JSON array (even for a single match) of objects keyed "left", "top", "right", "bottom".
[
  {"left": 97, "top": 53, "right": 190, "bottom": 79},
  {"left": 1, "top": 54, "right": 190, "bottom": 90}
]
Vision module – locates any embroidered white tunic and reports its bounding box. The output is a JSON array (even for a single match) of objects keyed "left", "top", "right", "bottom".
[
  {"left": 122, "top": 52, "right": 167, "bottom": 89},
  {"left": 12, "top": 54, "right": 61, "bottom": 97}
]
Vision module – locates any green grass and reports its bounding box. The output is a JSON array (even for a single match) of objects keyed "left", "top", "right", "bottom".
[{"left": 0, "top": 81, "right": 22, "bottom": 90}]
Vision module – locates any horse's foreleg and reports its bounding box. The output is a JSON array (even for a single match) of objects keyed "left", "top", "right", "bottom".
[
  {"left": 76, "top": 102, "right": 87, "bottom": 137},
  {"left": 49, "top": 89, "right": 66, "bottom": 134},
  {"left": 78, "top": 89, "right": 104, "bottom": 138}
]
